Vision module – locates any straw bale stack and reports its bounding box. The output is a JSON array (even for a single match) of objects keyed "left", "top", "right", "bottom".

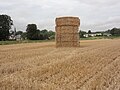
[
  {"left": 56, "top": 17, "right": 80, "bottom": 26},
  {"left": 55, "top": 17, "right": 80, "bottom": 47}
]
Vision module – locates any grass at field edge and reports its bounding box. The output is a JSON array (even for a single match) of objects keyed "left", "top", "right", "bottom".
[{"left": 0, "top": 36, "right": 120, "bottom": 45}]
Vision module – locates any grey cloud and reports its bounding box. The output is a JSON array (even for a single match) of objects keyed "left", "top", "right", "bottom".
[{"left": 0, "top": 0, "right": 120, "bottom": 31}]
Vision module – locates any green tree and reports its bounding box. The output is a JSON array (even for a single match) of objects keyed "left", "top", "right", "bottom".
[
  {"left": 48, "top": 31, "right": 55, "bottom": 37},
  {"left": 16, "top": 31, "right": 23, "bottom": 35},
  {"left": 40, "top": 30, "right": 55, "bottom": 40},
  {"left": 0, "top": 14, "right": 13, "bottom": 41},
  {"left": 88, "top": 30, "right": 92, "bottom": 34},
  {"left": 26, "top": 24, "right": 39, "bottom": 40},
  {"left": 47, "top": 30, "right": 55, "bottom": 40},
  {"left": 79, "top": 30, "right": 86, "bottom": 38},
  {"left": 26, "top": 24, "right": 55, "bottom": 40},
  {"left": 40, "top": 29, "right": 49, "bottom": 40},
  {"left": 110, "top": 28, "right": 120, "bottom": 36},
  {"left": 21, "top": 32, "right": 27, "bottom": 40}
]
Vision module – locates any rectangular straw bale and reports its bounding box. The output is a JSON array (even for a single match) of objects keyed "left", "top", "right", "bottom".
[
  {"left": 55, "top": 26, "right": 61, "bottom": 33},
  {"left": 56, "top": 26, "right": 73, "bottom": 34},
  {"left": 73, "top": 26, "right": 79, "bottom": 33},
  {"left": 55, "top": 17, "right": 80, "bottom": 47},
  {"left": 56, "top": 17, "right": 80, "bottom": 26},
  {"left": 73, "top": 41, "right": 80, "bottom": 47},
  {"left": 61, "top": 41, "right": 74, "bottom": 47},
  {"left": 56, "top": 33, "right": 79, "bottom": 42},
  {"left": 73, "top": 33, "right": 80, "bottom": 40}
]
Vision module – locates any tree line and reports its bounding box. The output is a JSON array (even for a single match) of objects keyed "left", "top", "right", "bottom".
[
  {"left": 17, "top": 24, "right": 55, "bottom": 40},
  {"left": 106, "top": 28, "right": 120, "bottom": 36},
  {"left": 0, "top": 14, "right": 55, "bottom": 41},
  {"left": 0, "top": 14, "right": 120, "bottom": 41},
  {"left": 80, "top": 28, "right": 120, "bottom": 38}
]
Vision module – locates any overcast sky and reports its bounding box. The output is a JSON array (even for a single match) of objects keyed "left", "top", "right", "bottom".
[{"left": 0, "top": 0, "right": 120, "bottom": 32}]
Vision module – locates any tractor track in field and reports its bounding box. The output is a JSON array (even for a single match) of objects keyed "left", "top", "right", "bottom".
[{"left": 78, "top": 55, "right": 120, "bottom": 89}]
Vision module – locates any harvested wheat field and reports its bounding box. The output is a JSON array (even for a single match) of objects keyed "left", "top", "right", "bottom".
[{"left": 0, "top": 39, "right": 120, "bottom": 90}]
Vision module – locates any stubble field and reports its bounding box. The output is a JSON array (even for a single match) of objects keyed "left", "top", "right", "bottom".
[{"left": 0, "top": 39, "right": 120, "bottom": 90}]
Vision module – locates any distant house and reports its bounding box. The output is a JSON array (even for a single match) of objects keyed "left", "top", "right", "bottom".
[
  {"left": 83, "top": 34, "right": 89, "bottom": 37},
  {"left": 83, "top": 33, "right": 102, "bottom": 37},
  {"left": 9, "top": 35, "right": 15, "bottom": 40},
  {"left": 103, "top": 33, "right": 112, "bottom": 37},
  {"left": 15, "top": 35, "right": 22, "bottom": 40}
]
